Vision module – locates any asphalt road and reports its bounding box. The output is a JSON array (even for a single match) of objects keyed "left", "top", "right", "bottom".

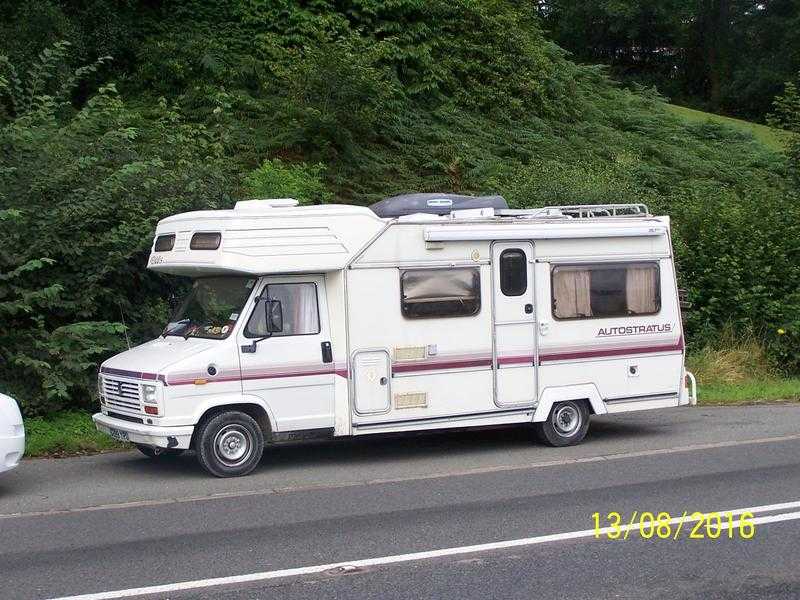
[{"left": 1, "top": 405, "right": 799, "bottom": 600}]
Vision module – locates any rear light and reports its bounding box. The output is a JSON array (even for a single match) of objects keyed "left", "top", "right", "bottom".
[
  {"left": 154, "top": 234, "right": 176, "bottom": 252},
  {"left": 144, "top": 405, "right": 159, "bottom": 416},
  {"left": 190, "top": 232, "right": 221, "bottom": 250}
]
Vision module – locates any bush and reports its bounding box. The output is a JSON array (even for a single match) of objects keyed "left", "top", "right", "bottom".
[
  {"left": 0, "top": 45, "right": 237, "bottom": 415},
  {"left": 243, "top": 159, "right": 332, "bottom": 204}
]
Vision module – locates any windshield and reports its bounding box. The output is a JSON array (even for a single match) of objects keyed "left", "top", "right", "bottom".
[{"left": 164, "top": 276, "right": 256, "bottom": 339}]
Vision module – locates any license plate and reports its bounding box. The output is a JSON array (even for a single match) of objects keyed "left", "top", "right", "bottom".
[{"left": 108, "top": 427, "right": 129, "bottom": 442}]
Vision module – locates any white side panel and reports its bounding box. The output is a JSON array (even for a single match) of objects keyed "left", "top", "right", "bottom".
[
  {"left": 353, "top": 351, "right": 391, "bottom": 414},
  {"left": 492, "top": 242, "right": 537, "bottom": 407},
  {"left": 237, "top": 274, "right": 335, "bottom": 432},
  {"left": 346, "top": 266, "right": 496, "bottom": 426}
]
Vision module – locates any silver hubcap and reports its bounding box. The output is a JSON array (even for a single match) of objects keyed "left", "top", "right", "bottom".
[
  {"left": 214, "top": 425, "right": 252, "bottom": 466},
  {"left": 553, "top": 404, "right": 581, "bottom": 436}
]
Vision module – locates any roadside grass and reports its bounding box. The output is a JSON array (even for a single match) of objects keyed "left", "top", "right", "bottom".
[
  {"left": 24, "top": 411, "right": 128, "bottom": 458},
  {"left": 687, "top": 335, "right": 800, "bottom": 405},
  {"left": 665, "top": 104, "right": 791, "bottom": 152}
]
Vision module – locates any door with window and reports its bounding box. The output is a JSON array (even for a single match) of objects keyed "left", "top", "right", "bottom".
[
  {"left": 492, "top": 242, "right": 537, "bottom": 406},
  {"left": 237, "top": 275, "right": 335, "bottom": 433}
]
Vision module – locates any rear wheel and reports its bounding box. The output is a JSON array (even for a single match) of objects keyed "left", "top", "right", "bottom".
[
  {"left": 534, "top": 400, "right": 590, "bottom": 447},
  {"left": 195, "top": 411, "right": 264, "bottom": 477},
  {"left": 135, "top": 444, "right": 185, "bottom": 458}
]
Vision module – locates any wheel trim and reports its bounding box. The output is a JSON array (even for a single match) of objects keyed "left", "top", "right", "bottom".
[
  {"left": 552, "top": 404, "right": 581, "bottom": 436},
  {"left": 213, "top": 424, "right": 253, "bottom": 467}
]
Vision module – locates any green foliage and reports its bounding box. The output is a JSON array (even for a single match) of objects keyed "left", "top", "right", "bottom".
[
  {"left": 1, "top": 3, "right": 799, "bottom": 415},
  {"left": 0, "top": 44, "right": 237, "bottom": 414},
  {"left": 24, "top": 410, "right": 127, "bottom": 456},
  {"left": 243, "top": 159, "right": 332, "bottom": 204}
]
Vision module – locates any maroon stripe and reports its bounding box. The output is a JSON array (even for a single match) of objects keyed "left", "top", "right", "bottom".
[
  {"left": 100, "top": 366, "right": 162, "bottom": 382},
  {"left": 392, "top": 357, "right": 492, "bottom": 373},
  {"left": 497, "top": 355, "right": 534, "bottom": 366},
  {"left": 539, "top": 339, "right": 683, "bottom": 363},
  {"left": 168, "top": 367, "right": 348, "bottom": 386}
]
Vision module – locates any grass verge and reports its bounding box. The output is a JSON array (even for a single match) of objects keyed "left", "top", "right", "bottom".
[
  {"left": 24, "top": 411, "right": 129, "bottom": 458},
  {"left": 687, "top": 334, "right": 800, "bottom": 405},
  {"left": 665, "top": 103, "right": 791, "bottom": 152},
  {"left": 698, "top": 379, "right": 800, "bottom": 405}
]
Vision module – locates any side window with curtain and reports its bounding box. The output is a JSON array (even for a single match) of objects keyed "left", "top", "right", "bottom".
[
  {"left": 400, "top": 268, "right": 481, "bottom": 318},
  {"left": 551, "top": 263, "right": 660, "bottom": 320},
  {"left": 246, "top": 282, "right": 320, "bottom": 337}
]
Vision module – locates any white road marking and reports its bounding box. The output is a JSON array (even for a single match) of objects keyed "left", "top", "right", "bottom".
[
  {"left": 5, "top": 432, "right": 800, "bottom": 520},
  {"left": 47, "top": 500, "right": 800, "bottom": 600}
]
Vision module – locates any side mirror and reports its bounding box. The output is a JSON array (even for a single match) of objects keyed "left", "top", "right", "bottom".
[{"left": 266, "top": 299, "right": 283, "bottom": 333}]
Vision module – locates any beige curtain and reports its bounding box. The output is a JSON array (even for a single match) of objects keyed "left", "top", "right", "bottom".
[
  {"left": 626, "top": 266, "right": 658, "bottom": 314},
  {"left": 553, "top": 269, "right": 592, "bottom": 318}
]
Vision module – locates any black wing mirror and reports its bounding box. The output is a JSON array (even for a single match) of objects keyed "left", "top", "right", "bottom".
[{"left": 265, "top": 299, "right": 283, "bottom": 333}]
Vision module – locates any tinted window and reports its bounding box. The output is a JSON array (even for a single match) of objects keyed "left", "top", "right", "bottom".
[
  {"left": 246, "top": 283, "right": 320, "bottom": 337},
  {"left": 499, "top": 249, "right": 527, "bottom": 296},
  {"left": 400, "top": 268, "right": 481, "bottom": 319},
  {"left": 552, "top": 263, "right": 660, "bottom": 320}
]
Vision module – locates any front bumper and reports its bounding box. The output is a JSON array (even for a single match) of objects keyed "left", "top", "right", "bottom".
[
  {"left": 93, "top": 413, "right": 194, "bottom": 450},
  {"left": 0, "top": 426, "right": 25, "bottom": 473}
]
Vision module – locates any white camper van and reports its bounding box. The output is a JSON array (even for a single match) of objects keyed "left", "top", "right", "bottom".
[{"left": 93, "top": 194, "right": 696, "bottom": 477}]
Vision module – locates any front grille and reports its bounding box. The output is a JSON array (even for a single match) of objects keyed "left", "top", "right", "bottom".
[{"left": 102, "top": 377, "right": 142, "bottom": 414}]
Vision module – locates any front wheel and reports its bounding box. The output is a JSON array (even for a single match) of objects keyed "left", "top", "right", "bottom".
[
  {"left": 195, "top": 411, "right": 264, "bottom": 477},
  {"left": 534, "top": 400, "right": 590, "bottom": 447}
]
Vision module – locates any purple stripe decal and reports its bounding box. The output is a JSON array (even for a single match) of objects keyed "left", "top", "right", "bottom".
[
  {"left": 100, "top": 366, "right": 164, "bottom": 383},
  {"left": 108, "top": 338, "right": 684, "bottom": 386},
  {"left": 538, "top": 338, "right": 683, "bottom": 363},
  {"left": 393, "top": 357, "right": 492, "bottom": 373}
]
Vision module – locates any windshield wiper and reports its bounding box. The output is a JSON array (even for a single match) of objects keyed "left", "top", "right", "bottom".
[{"left": 161, "top": 319, "right": 189, "bottom": 338}]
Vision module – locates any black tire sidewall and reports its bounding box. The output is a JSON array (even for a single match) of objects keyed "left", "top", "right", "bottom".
[
  {"left": 196, "top": 411, "right": 264, "bottom": 477},
  {"left": 536, "top": 400, "right": 590, "bottom": 447}
]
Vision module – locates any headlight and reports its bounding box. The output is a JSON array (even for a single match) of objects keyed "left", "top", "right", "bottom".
[{"left": 141, "top": 384, "right": 158, "bottom": 404}]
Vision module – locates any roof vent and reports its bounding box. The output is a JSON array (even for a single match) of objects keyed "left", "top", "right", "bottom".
[
  {"left": 370, "top": 193, "right": 508, "bottom": 218},
  {"left": 234, "top": 198, "right": 299, "bottom": 211}
]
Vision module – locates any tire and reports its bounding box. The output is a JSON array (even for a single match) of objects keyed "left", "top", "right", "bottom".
[
  {"left": 135, "top": 444, "right": 185, "bottom": 458},
  {"left": 534, "top": 400, "right": 590, "bottom": 447},
  {"left": 194, "top": 411, "right": 264, "bottom": 478}
]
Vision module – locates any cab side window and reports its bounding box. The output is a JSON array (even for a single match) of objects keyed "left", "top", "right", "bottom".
[{"left": 246, "top": 282, "right": 320, "bottom": 337}]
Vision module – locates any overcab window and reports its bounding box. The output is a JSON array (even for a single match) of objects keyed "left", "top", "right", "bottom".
[
  {"left": 551, "top": 263, "right": 660, "bottom": 320},
  {"left": 400, "top": 268, "right": 481, "bottom": 319}
]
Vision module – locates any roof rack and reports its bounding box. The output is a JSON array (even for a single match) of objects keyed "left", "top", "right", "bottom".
[{"left": 496, "top": 203, "right": 650, "bottom": 219}]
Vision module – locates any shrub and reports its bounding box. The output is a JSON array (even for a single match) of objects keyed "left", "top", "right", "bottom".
[
  {"left": 243, "top": 159, "right": 332, "bottom": 204},
  {"left": 0, "top": 45, "right": 237, "bottom": 414}
]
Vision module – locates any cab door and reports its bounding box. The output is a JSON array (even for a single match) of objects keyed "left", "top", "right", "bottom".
[
  {"left": 492, "top": 242, "right": 537, "bottom": 406},
  {"left": 237, "top": 275, "right": 335, "bottom": 432}
]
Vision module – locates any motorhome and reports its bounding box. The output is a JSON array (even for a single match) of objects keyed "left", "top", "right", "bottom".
[{"left": 93, "top": 194, "right": 696, "bottom": 477}]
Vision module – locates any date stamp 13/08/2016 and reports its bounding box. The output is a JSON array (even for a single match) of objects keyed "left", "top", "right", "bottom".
[{"left": 592, "top": 511, "right": 756, "bottom": 540}]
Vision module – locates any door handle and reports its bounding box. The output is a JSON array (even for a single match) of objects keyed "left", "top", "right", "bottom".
[
  {"left": 321, "top": 341, "right": 333, "bottom": 363},
  {"left": 524, "top": 303, "right": 533, "bottom": 314},
  {"left": 539, "top": 321, "right": 550, "bottom": 336}
]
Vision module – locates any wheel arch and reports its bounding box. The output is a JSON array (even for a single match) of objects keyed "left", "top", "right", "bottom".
[
  {"left": 533, "top": 384, "right": 605, "bottom": 422},
  {"left": 191, "top": 395, "right": 276, "bottom": 446}
]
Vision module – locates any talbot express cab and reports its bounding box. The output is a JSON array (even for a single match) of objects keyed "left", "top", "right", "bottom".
[{"left": 93, "top": 195, "right": 696, "bottom": 477}]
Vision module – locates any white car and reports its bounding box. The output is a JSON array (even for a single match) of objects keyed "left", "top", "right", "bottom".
[{"left": 0, "top": 393, "right": 25, "bottom": 473}]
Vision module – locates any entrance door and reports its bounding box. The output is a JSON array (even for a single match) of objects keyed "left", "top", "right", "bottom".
[
  {"left": 237, "top": 275, "right": 335, "bottom": 432},
  {"left": 492, "top": 242, "right": 537, "bottom": 406}
]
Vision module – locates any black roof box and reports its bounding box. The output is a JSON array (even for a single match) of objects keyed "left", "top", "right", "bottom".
[{"left": 370, "top": 193, "right": 508, "bottom": 218}]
